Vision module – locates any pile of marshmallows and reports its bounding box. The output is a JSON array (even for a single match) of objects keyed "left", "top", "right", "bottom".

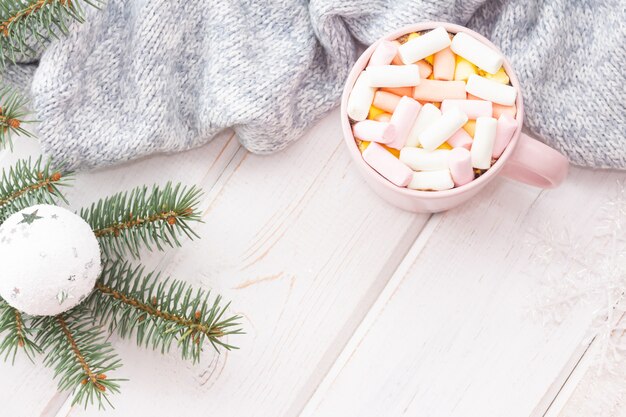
[{"left": 347, "top": 27, "right": 519, "bottom": 191}]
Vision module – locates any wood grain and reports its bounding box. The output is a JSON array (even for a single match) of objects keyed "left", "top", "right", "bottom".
[{"left": 301, "top": 167, "right": 625, "bottom": 417}]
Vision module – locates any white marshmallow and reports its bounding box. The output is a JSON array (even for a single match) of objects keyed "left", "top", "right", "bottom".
[
  {"left": 408, "top": 170, "right": 454, "bottom": 191},
  {"left": 398, "top": 27, "right": 451, "bottom": 64},
  {"left": 366, "top": 65, "right": 421, "bottom": 87},
  {"left": 466, "top": 74, "right": 517, "bottom": 106},
  {"left": 400, "top": 148, "right": 450, "bottom": 171},
  {"left": 450, "top": 32, "right": 503, "bottom": 74},
  {"left": 471, "top": 117, "right": 498, "bottom": 169},
  {"left": 418, "top": 107, "right": 468, "bottom": 151},
  {"left": 347, "top": 71, "right": 376, "bottom": 121},
  {"left": 406, "top": 103, "right": 441, "bottom": 147}
]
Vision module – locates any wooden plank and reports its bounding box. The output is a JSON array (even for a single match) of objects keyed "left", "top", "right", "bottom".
[
  {"left": 0, "top": 131, "right": 237, "bottom": 417},
  {"left": 301, "top": 167, "right": 623, "bottom": 417},
  {"left": 49, "top": 109, "right": 431, "bottom": 416}
]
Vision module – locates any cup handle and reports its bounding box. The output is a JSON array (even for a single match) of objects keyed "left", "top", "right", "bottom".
[{"left": 499, "top": 132, "right": 569, "bottom": 188}]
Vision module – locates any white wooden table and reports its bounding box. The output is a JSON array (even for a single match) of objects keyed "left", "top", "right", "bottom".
[{"left": 1, "top": 109, "right": 624, "bottom": 416}]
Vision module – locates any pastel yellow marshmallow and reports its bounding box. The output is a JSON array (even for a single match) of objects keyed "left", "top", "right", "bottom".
[
  {"left": 407, "top": 32, "right": 420, "bottom": 41},
  {"left": 357, "top": 140, "right": 370, "bottom": 153},
  {"left": 437, "top": 142, "right": 453, "bottom": 150},
  {"left": 368, "top": 106, "right": 386, "bottom": 120},
  {"left": 478, "top": 67, "right": 510, "bottom": 84},
  {"left": 454, "top": 57, "right": 477, "bottom": 81},
  {"left": 384, "top": 145, "right": 401, "bottom": 158},
  {"left": 463, "top": 120, "right": 476, "bottom": 137}
]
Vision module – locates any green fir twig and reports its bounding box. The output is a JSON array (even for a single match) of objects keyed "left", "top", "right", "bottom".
[
  {"left": 33, "top": 309, "right": 123, "bottom": 410},
  {"left": 81, "top": 182, "right": 203, "bottom": 259},
  {"left": 0, "top": 0, "right": 100, "bottom": 68},
  {"left": 89, "top": 262, "right": 242, "bottom": 363},
  {"left": 0, "top": 156, "right": 71, "bottom": 223},
  {"left": 0, "top": 298, "right": 41, "bottom": 363},
  {"left": 0, "top": 84, "right": 35, "bottom": 149}
]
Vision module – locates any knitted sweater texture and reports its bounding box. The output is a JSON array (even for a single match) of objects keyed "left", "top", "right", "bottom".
[{"left": 8, "top": 0, "right": 626, "bottom": 169}]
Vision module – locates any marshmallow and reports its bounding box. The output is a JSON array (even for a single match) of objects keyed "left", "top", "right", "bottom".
[
  {"left": 367, "top": 106, "right": 386, "bottom": 120},
  {"left": 406, "top": 103, "right": 441, "bottom": 147},
  {"left": 454, "top": 56, "right": 477, "bottom": 81},
  {"left": 347, "top": 71, "right": 376, "bottom": 121},
  {"left": 480, "top": 67, "right": 509, "bottom": 84},
  {"left": 400, "top": 148, "right": 450, "bottom": 171},
  {"left": 381, "top": 86, "right": 413, "bottom": 97},
  {"left": 374, "top": 113, "right": 392, "bottom": 122},
  {"left": 466, "top": 74, "right": 517, "bottom": 106},
  {"left": 433, "top": 47, "right": 455, "bottom": 81},
  {"left": 419, "top": 107, "right": 468, "bottom": 151},
  {"left": 368, "top": 40, "right": 399, "bottom": 67},
  {"left": 446, "top": 128, "right": 473, "bottom": 149},
  {"left": 353, "top": 120, "right": 397, "bottom": 144},
  {"left": 387, "top": 96, "right": 422, "bottom": 149},
  {"left": 362, "top": 142, "right": 413, "bottom": 187},
  {"left": 448, "top": 148, "right": 475, "bottom": 186},
  {"left": 440, "top": 99, "right": 492, "bottom": 119},
  {"left": 413, "top": 79, "right": 466, "bottom": 102},
  {"left": 417, "top": 60, "right": 433, "bottom": 79},
  {"left": 373, "top": 91, "right": 402, "bottom": 113},
  {"left": 450, "top": 32, "right": 503, "bottom": 74},
  {"left": 408, "top": 170, "right": 454, "bottom": 191},
  {"left": 492, "top": 114, "right": 518, "bottom": 158},
  {"left": 398, "top": 27, "right": 451, "bottom": 64},
  {"left": 367, "top": 65, "right": 421, "bottom": 87},
  {"left": 471, "top": 117, "right": 497, "bottom": 169},
  {"left": 492, "top": 102, "right": 517, "bottom": 119},
  {"left": 463, "top": 120, "right": 476, "bottom": 136}
]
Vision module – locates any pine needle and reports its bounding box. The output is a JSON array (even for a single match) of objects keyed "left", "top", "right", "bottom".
[
  {"left": 0, "top": 298, "right": 41, "bottom": 363},
  {"left": 81, "top": 182, "right": 203, "bottom": 259},
  {"left": 0, "top": 84, "right": 35, "bottom": 149},
  {"left": 89, "top": 261, "right": 243, "bottom": 363},
  {"left": 33, "top": 308, "right": 123, "bottom": 410},
  {"left": 0, "top": 0, "right": 101, "bottom": 68},
  {"left": 0, "top": 156, "right": 71, "bottom": 222}
]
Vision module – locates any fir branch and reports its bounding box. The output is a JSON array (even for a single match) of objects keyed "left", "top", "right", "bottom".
[
  {"left": 81, "top": 182, "right": 203, "bottom": 259},
  {"left": 33, "top": 309, "right": 122, "bottom": 409},
  {"left": 0, "top": 298, "right": 40, "bottom": 363},
  {"left": 0, "top": 0, "right": 100, "bottom": 68},
  {"left": 0, "top": 156, "right": 71, "bottom": 223},
  {"left": 89, "top": 262, "right": 242, "bottom": 363},
  {"left": 0, "top": 84, "right": 35, "bottom": 148}
]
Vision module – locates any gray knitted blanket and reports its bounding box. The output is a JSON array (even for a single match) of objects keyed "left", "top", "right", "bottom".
[{"left": 6, "top": 0, "right": 626, "bottom": 170}]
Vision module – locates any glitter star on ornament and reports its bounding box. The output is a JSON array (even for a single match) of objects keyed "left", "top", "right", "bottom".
[{"left": 19, "top": 209, "right": 43, "bottom": 225}]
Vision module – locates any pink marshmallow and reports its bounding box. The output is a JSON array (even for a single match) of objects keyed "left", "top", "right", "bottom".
[
  {"left": 448, "top": 148, "right": 474, "bottom": 187},
  {"left": 388, "top": 96, "right": 422, "bottom": 150},
  {"left": 440, "top": 99, "right": 492, "bottom": 119},
  {"left": 381, "top": 86, "right": 414, "bottom": 97},
  {"left": 446, "top": 128, "right": 473, "bottom": 149},
  {"left": 352, "top": 120, "right": 397, "bottom": 144},
  {"left": 492, "top": 114, "right": 518, "bottom": 158},
  {"left": 492, "top": 102, "right": 517, "bottom": 119},
  {"left": 433, "top": 47, "right": 455, "bottom": 81},
  {"left": 368, "top": 40, "right": 399, "bottom": 67},
  {"left": 362, "top": 143, "right": 413, "bottom": 187},
  {"left": 413, "top": 80, "right": 466, "bottom": 102},
  {"left": 417, "top": 60, "right": 433, "bottom": 79},
  {"left": 373, "top": 91, "right": 402, "bottom": 113}
]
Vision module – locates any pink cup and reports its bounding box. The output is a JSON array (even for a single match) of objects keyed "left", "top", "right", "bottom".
[{"left": 341, "top": 22, "right": 569, "bottom": 213}]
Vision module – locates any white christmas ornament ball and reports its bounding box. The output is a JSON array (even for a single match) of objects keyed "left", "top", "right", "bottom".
[{"left": 0, "top": 204, "right": 102, "bottom": 316}]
